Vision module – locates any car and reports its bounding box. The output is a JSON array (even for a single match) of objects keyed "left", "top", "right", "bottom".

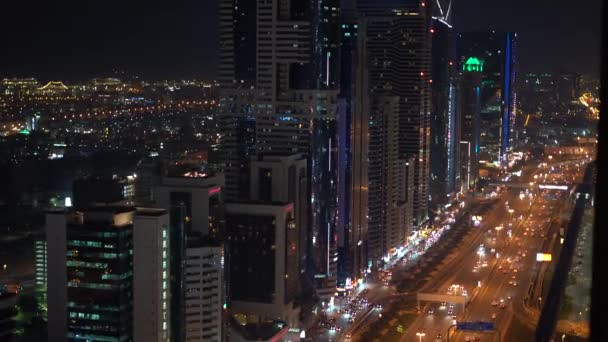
[
  {"left": 447, "top": 309, "right": 453, "bottom": 315},
  {"left": 512, "top": 281, "right": 518, "bottom": 286},
  {"left": 492, "top": 313, "right": 497, "bottom": 319},
  {"left": 491, "top": 300, "right": 498, "bottom": 307},
  {"left": 500, "top": 303, "right": 506, "bottom": 309},
  {"left": 428, "top": 309, "right": 434, "bottom": 314},
  {"left": 465, "top": 336, "right": 472, "bottom": 342},
  {"left": 474, "top": 337, "right": 481, "bottom": 341},
  {"left": 507, "top": 296, "right": 512, "bottom": 300},
  {"left": 437, "top": 333, "right": 443, "bottom": 339}
]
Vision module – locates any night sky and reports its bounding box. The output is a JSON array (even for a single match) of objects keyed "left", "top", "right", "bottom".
[{"left": 0, "top": 0, "right": 601, "bottom": 80}]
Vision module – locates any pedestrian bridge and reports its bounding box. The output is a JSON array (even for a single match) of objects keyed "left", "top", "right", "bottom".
[
  {"left": 488, "top": 181, "right": 570, "bottom": 191},
  {"left": 416, "top": 292, "right": 468, "bottom": 311}
]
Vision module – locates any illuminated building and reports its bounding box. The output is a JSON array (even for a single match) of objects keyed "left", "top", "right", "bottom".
[
  {"left": 226, "top": 202, "right": 300, "bottom": 326},
  {"left": 368, "top": 95, "right": 415, "bottom": 264},
  {"left": 156, "top": 174, "right": 224, "bottom": 342},
  {"left": 249, "top": 154, "right": 308, "bottom": 278},
  {"left": 184, "top": 234, "right": 225, "bottom": 342},
  {"left": 34, "top": 238, "right": 47, "bottom": 290},
  {"left": 336, "top": 14, "right": 369, "bottom": 285},
  {"left": 218, "top": 0, "right": 341, "bottom": 300},
  {"left": 357, "top": 0, "right": 433, "bottom": 228},
  {"left": 46, "top": 207, "right": 171, "bottom": 342},
  {"left": 0, "top": 77, "right": 39, "bottom": 96},
  {"left": 458, "top": 60, "right": 482, "bottom": 192},
  {"left": 458, "top": 31, "right": 517, "bottom": 164},
  {"left": 430, "top": 15, "right": 459, "bottom": 209}
]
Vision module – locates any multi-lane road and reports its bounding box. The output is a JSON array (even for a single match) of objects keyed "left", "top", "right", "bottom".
[{"left": 395, "top": 156, "right": 585, "bottom": 342}]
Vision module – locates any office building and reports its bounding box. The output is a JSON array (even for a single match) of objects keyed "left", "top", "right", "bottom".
[
  {"left": 218, "top": 0, "right": 341, "bottom": 300},
  {"left": 226, "top": 202, "right": 300, "bottom": 326},
  {"left": 184, "top": 234, "right": 225, "bottom": 342},
  {"left": 367, "top": 95, "right": 417, "bottom": 266},
  {"left": 155, "top": 173, "right": 224, "bottom": 342},
  {"left": 34, "top": 237, "right": 47, "bottom": 289},
  {"left": 430, "top": 16, "right": 459, "bottom": 210},
  {"left": 458, "top": 31, "right": 517, "bottom": 164},
  {"left": 336, "top": 13, "right": 370, "bottom": 285},
  {"left": 46, "top": 207, "right": 170, "bottom": 342},
  {"left": 250, "top": 154, "right": 308, "bottom": 277},
  {"left": 357, "top": 0, "right": 433, "bottom": 228},
  {"left": 133, "top": 209, "right": 171, "bottom": 342},
  {"left": 458, "top": 60, "right": 483, "bottom": 192}
]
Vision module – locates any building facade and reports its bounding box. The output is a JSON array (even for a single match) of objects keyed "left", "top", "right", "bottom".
[
  {"left": 225, "top": 202, "right": 300, "bottom": 326},
  {"left": 358, "top": 0, "right": 433, "bottom": 228},
  {"left": 458, "top": 31, "right": 517, "bottom": 164},
  {"left": 46, "top": 207, "right": 170, "bottom": 342}
]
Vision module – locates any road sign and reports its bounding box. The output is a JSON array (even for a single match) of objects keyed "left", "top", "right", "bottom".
[{"left": 456, "top": 321, "right": 495, "bottom": 331}]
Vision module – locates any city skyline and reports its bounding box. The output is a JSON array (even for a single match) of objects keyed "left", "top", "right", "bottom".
[{"left": 0, "top": 0, "right": 601, "bottom": 341}]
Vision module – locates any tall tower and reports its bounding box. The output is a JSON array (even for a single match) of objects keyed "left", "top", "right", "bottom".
[
  {"left": 430, "top": 15, "right": 458, "bottom": 210},
  {"left": 357, "top": 0, "right": 433, "bottom": 228},
  {"left": 458, "top": 31, "right": 517, "bottom": 165},
  {"left": 219, "top": 0, "right": 342, "bottom": 299},
  {"left": 458, "top": 58, "right": 483, "bottom": 192}
]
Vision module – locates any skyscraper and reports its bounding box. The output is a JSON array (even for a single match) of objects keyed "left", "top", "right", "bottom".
[
  {"left": 218, "top": 0, "right": 342, "bottom": 298},
  {"left": 249, "top": 154, "right": 308, "bottom": 279},
  {"left": 458, "top": 59, "right": 483, "bottom": 192},
  {"left": 156, "top": 174, "right": 224, "bottom": 342},
  {"left": 357, "top": 0, "right": 433, "bottom": 228},
  {"left": 458, "top": 31, "right": 517, "bottom": 165},
  {"left": 46, "top": 207, "right": 171, "bottom": 342},
  {"left": 430, "top": 16, "right": 459, "bottom": 210},
  {"left": 225, "top": 202, "right": 300, "bottom": 326},
  {"left": 336, "top": 12, "right": 369, "bottom": 285}
]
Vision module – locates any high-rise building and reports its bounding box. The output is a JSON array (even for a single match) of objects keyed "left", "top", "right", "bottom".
[
  {"left": 218, "top": 0, "right": 342, "bottom": 300},
  {"left": 184, "top": 234, "right": 225, "bottom": 342},
  {"left": 34, "top": 238, "right": 47, "bottom": 290},
  {"left": 357, "top": 0, "right": 433, "bottom": 228},
  {"left": 133, "top": 210, "right": 172, "bottom": 342},
  {"left": 368, "top": 96, "right": 401, "bottom": 263},
  {"left": 336, "top": 13, "right": 366, "bottom": 286},
  {"left": 430, "top": 16, "right": 459, "bottom": 210},
  {"left": 155, "top": 174, "right": 224, "bottom": 342},
  {"left": 46, "top": 207, "right": 171, "bottom": 342},
  {"left": 458, "top": 62, "right": 483, "bottom": 192},
  {"left": 458, "top": 31, "right": 517, "bottom": 164},
  {"left": 225, "top": 202, "right": 300, "bottom": 326},
  {"left": 249, "top": 154, "right": 308, "bottom": 278}
]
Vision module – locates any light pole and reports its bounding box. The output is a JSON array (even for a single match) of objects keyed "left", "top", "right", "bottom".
[{"left": 416, "top": 332, "right": 426, "bottom": 342}]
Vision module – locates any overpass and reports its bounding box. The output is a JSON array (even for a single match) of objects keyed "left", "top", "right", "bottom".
[
  {"left": 416, "top": 292, "right": 469, "bottom": 311},
  {"left": 488, "top": 180, "right": 571, "bottom": 191}
]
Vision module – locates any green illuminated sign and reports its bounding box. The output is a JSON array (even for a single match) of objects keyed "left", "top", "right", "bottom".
[{"left": 463, "top": 57, "right": 484, "bottom": 72}]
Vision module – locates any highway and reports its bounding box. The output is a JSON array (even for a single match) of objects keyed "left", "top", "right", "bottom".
[{"left": 399, "top": 156, "right": 585, "bottom": 342}]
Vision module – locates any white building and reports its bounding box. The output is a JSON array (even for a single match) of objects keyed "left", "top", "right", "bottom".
[
  {"left": 133, "top": 209, "right": 171, "bottom": 342},
  {"left": 184, "top": 239, "right": 224, "bottom": 342}
]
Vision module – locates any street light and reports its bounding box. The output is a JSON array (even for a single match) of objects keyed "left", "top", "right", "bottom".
[{"left": 416, "top": 332, "right": 426, "bottom": 342}]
